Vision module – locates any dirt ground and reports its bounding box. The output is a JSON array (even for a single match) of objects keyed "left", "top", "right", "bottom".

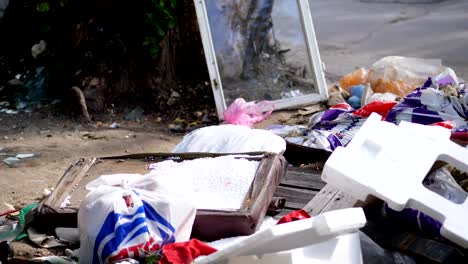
[{"left": 0, "top": 110, "right": 182, "bottom": 213}]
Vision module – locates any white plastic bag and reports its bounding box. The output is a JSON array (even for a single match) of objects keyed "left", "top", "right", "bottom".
[
  {"left": 171, "top": 124, "right": 286, "bottom": 154},
  {"left": 78, "top": 174, "right": 196, "bottom": 264}
]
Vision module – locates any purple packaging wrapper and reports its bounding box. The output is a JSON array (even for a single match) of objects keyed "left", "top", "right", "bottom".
[
  {"left": 384, "top": 205, "right": 443, "bottom": 239},
  {"left": 386, "top": 77, "right": 468, "bottom": 131}
]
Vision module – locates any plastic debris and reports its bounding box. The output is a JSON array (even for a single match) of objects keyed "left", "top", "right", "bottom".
[
  {"left": 340, "top": 68, "right": 368, "bottom": 92},
  {"left": 3, "top": 157, "right": 20, "bottom": 167},
  {"left": 386, "top": 76, "right": 467, "bottom": 132},
  {"left": 16, "top": 153, "right": 35, "bottom": 159},
  {"left": 109, "top": 122, "right": 119, "bottom": 129},
  {"left": 79, "top": 174, "right": 196, "bottom": 263},
  {"left": 322, "top": 113, "right": 468, "bottom": 247},
  {"left": 55, "top": 228, "right": 79, "bottom": 244},
  {"left": 367, "top": 56, "right": 447, "bottom": 97},
  {"left": 172, "top": 124, "right": 286, "bottom": 154},
  {"left": 194, "top": 208, "right": 366, "bottom": 264},
  {"left": 223, "top": 98, "right": 274, "bottom": 127}
]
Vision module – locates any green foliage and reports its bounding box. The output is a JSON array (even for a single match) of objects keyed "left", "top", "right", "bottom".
[
  {"left": 36, "top": 2, "right": 50, "bottom": 13},
  {"left": 144, "top": 0, "right": 177, "bottom": 59}
]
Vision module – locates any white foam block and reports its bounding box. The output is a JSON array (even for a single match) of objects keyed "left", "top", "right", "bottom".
[
  {"left": 194, "top": 208, "right": 366, "bottom": 264},
  {"left": 322, "top": 113, "right": 468, "bottom": 247}
]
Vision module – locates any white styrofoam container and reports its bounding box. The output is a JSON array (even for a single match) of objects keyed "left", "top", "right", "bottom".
[
  {"left": 194, "top": 208, "right": 366, "bottom": 264},
  {"left": 322, "top": 113, "right": 468, "bottom": 247}
]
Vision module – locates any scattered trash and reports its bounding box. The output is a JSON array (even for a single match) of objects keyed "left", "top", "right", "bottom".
[
  {"left": 109, "top": 122, "right": 119, "bottom": 129},
  {"left": 160, "top": 239, "right": 217, "bottom": 264},
  {"left": 3, "top": 157, "right": 20, "bottom": 167},
  {"left": 31, "top": 40, "right": 47, "bottom": 59},
  {"left": 43, "top": 189, "right": 52, "bottom": 196},
  {"left": 340, "top": 68, "right": 368, "bottom": 92},
  {"left": 28, "top": 227, "right": 68, "bottom": 248},
  {"left": 0, "top": 203, "right": 38, "bottom": 242},
  {"left": 172, "top": 124, "right": 286, "bottom": 154},
  {"left": 16, "top": 153, "right": 35, "bottom": 159},
  {"left": 346, "top": 84, "right": 365, "bottom": 109},
  {"left": 55, "top": 228, "right": 79, "bottom": 244},
  {"left": 280, "top": 89, "right": 304, "bottom": 99},
  {"left": 1, "top": 109, "right": 18, "bottom": 114},
  {"left": 368, "top": 56, "right": 447, "bottom": 97},
  {"left": 270, "top": 101, "right": 397, "bottom": 151},
  {"left": 79, "top": 173, "right": 196, "bottom": 263},
  {"left": 385, "top": 75, "right": 467, "bottom": 131},
  {"left": 2, "top": 152, "right": 37, "bottom": 167},
  {"left": 223, "top": 98, "right": 274, "bottom": 127},
  {"left": 296, "top": 104, "right": 326, "bottom": 116}
]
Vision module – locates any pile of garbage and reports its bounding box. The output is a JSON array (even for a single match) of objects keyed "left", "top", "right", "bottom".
[
  {"left": 268, "top": 56, "right": 467, "bottom": 152},
  {"left": 0, "top": 56, "right": 467, "bottom": 264}
]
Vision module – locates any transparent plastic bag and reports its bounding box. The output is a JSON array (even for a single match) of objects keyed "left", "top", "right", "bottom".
[{"left": 367, "top": 56, "right": 446, "bottom": 97}]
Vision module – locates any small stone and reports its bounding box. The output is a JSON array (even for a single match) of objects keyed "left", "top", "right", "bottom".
[
  {"left": 155, "top": 117, "right": 162, "bottom": 122},
  {"left": 170, "top": 91, "right": 180, "bottom": 98},
  {"left": 170, "top": 124, "right": 186, "bottom": 133}
]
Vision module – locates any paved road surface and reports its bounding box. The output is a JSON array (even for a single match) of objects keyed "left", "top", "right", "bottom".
[{"left": 310, "top": 0, "right": 468, "bottom": 80}]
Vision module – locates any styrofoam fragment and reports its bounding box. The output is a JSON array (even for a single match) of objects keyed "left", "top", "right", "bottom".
[
  {"left": 194, "top": 208, "right": 366, "bottom": 264},
  {"left": 322, "top": 113, "right": 468, "bottom": 247}
]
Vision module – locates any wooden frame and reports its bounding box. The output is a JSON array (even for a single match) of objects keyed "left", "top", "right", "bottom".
[
  {"left": 194, "top": 0, "right": 328, "bottom": 119},
  {"left": 33, "top": 152, "right": 287, "bottom": 241}
]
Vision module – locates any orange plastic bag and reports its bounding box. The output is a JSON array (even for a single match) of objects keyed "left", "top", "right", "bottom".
[{"left": 340, "top": 68, "right": 368, "bottom": 92}]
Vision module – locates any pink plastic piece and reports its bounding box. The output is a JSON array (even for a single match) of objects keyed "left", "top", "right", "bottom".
[{"left": 223, "top": 98, "right": 274, "bottom": 127}]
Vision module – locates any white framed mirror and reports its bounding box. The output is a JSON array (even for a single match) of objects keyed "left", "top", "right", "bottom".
[{"left": 194, "top": 0, "right": 328, "bottom": 119}]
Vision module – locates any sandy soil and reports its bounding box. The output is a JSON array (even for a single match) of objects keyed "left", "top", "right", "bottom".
[{"left": 0, "top": 110, "right": 181, "bottom": 212}]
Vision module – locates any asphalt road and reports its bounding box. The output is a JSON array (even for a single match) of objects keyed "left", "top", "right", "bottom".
[{"left": 310, "top": 0, "right": 468, "bottom": 80}]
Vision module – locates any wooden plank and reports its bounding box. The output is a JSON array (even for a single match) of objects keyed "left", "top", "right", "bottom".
[
  {"left": 302, "top": 184, "right": 359, "bottom": 216},
  {"left": 274, "top": 186, "right": 318, "bottom": 210},
  {"left": 281, "top": 167, "right": 325, "bottom": 190},
  {"left": 44, "top": 158, "right": 96, "bottom": 207}
]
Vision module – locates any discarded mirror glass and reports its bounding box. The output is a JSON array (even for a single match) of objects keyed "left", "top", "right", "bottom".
[{"left": 195, "top": 0, "right": 328, "bottom": 117}]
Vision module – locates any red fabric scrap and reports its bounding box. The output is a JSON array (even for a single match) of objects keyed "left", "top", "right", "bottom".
[
  {"left": 353, "top": 100, "right": 398, "bottom": 118},
  {"left": 159, "top": 239, "right": 217, "bottom": 264},
  {"left": 430, "top": 120, "right": 455, "bottom": 130},
  {"left": 276, "top": 209, "right": 311, "bottom": 225}
]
